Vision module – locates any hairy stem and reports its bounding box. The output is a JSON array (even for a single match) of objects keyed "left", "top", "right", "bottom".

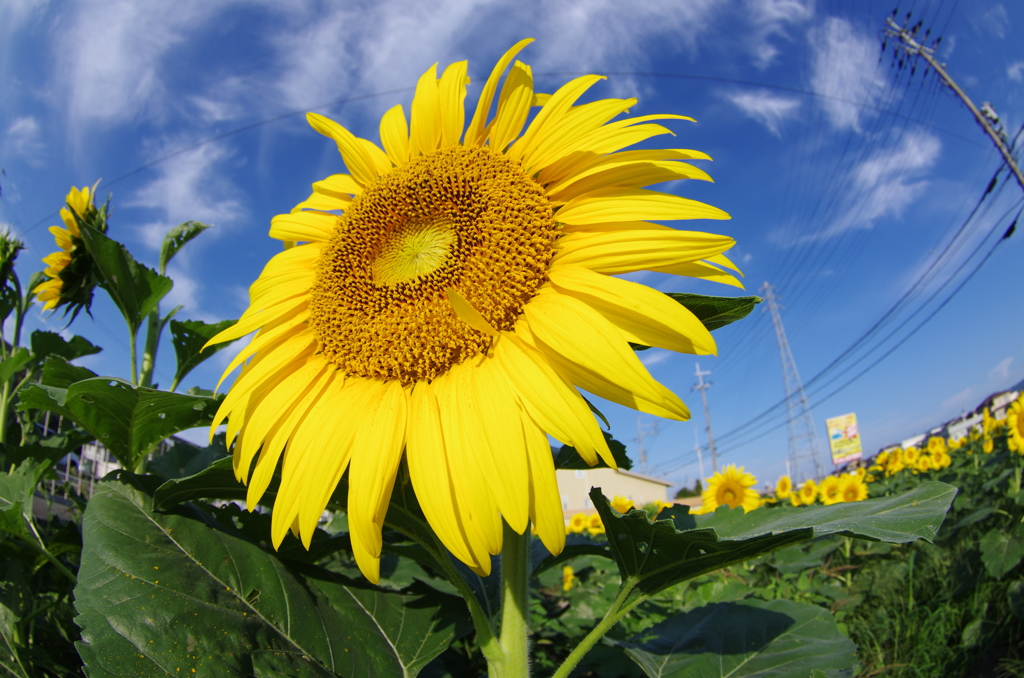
[{"left": 492, "top": 523, "right": 530, "bottom": 678}]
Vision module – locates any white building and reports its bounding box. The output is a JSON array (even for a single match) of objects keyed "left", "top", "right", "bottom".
[{"left": 556, "top": 467, "right": 673, "bottom": 518}]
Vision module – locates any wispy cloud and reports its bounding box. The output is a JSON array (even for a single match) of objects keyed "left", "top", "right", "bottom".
[
  {"left": 972, "top": 4, "right": 1008, "bottom": 40},
  {"left": 941, "top": 386, "right": 974, "bottom": 413},
  {"left": 808, "top": 130, "right": 941, "bottom": 240},
  {"left": 990, "top": 357, "right": 1014, "bottom": 383},
  {"left": 640, "top": 349, "right": 673, "bottom": 367},
  {"left": 1008, "top": 61, "right": 1024, "bottom": 83},
  {"left": 808, "top": 17, "right": 887, "bottom": 131},
  {"left": 744, "top": 0, "right": 813, "bottom": 69},
  {"left": 723, "top": 89, "right": 801, "bottom": 136},
  {"left": 126, "top": 140, "right": 242, "bottom": 251},
  {"left": 4, "top": 116, "right": 44, "bottom": 164}
]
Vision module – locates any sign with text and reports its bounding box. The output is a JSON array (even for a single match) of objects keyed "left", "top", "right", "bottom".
[{"left": 826, "top": 412, "right": 862, "bottom": 466}]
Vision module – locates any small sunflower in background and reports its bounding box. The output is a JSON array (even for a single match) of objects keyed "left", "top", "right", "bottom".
[
  {"left": 915, "top": 455, "right": 932, "bottom": 473},
  {"left": 926, "top": 436, "right": 947, "bottom": 455},
  {"left": 818, "top": 476, "right": 842, "bottom": 505},
  {"left": 903, "top": 447, "right": 921, "bottom": 466},
  {"left": 586, "top": 513, "right": 605, "bottom": 536},
  {"left": 838, "top": 474, "right": 868, "bottom": 503},
  {"left": 931, "top": 448, "right": 952, "bottom": 469},
  {"left": 568, "top": 513, "right": 588, "bottom": 533},
  {"left": 34, "top": 185, "right": 106, "bottom": 319},
  {"left": 207, "top": 39, "right": 737, "bottom": 583},
  {"left": 699, "top": 464, "right": 760, "bottom": 513},
  {"left": 797, "top": 479, "right": 818, "bottom": 505},
  {"left": 1005, "top": 394, "right": 1024, "bottom": 454},
  {"left": 610, "top": 496, "right": 635, "bottom": 514},
  {"left": 775, "top": 475, "right": 793, "bottom": 500},
  {"left": 561, "top": 565, "right": 576, "bottom": 592}
]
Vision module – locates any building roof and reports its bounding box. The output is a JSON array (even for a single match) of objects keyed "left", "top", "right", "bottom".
[{"left": 614, "top": 468, "right": 674, "bottom": 486}]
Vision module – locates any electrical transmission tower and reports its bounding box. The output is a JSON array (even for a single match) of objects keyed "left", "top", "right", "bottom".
[{"left": 761, "top": 282, "right": 824, "bottom": 481}]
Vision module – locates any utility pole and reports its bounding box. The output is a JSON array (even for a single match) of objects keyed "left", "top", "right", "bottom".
[
  {"left": 692, "top": 362, "right": 717, "bottom": 473},
  {"left": 884, "top": 15, "right": 1024, "bottom": 195},
  {"left": 762, "top": 282, "right": 824, "bottom": 481},
  {"left": 692, "top": 420, "right": 705, "bottom": 481},
  {"left": 634, "top": 417, "right": 660, "bottom": 475}
]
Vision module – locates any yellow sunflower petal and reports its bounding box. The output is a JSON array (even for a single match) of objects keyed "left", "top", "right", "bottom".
[
  {"left": 438, "top": 60, "right": 470, "bottom": 147},
  {"left": 410, "top": 63, "right": 442, "bottom": 158},
  {"left": 523, "top": 292, "right": 688, "bottom": 419},
  {"left": 379, "top": 105, "right": 411, "bottom": 166},
  {"left": 553, "top": 228, "right": 734, "bottom": 274},
  {"left": 489, "top": 60, "right": 535, "bottom": 152},
  {"left": 523, "top": 416, "right": 566, "bottom": 555},
  {"left": 347, "top": 380, "right": 409, "bottom": 583},
  {"left": 269, "top": 211, "right": 338, "bottom": 243},
  {"left": 306, "top": 112, "right": 379, "bottom": 187},
  {"left": 508, "top": 73, "right": 605, "bottom": 164},
  {"left": 547, "top": 265, "right": 716, "bottom": 355},
  {"left": 556, "top": 188, "right": 730, "bottom": 225},
  {"left": 464, "top": 38, "right": 533, "bottom": 147}
]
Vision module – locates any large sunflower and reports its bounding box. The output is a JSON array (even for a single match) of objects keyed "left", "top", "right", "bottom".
[{"left": 209, "top": 40, "right": 738, "bottom": 583}]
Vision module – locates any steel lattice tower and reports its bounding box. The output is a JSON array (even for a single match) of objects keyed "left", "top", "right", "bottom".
[{"left": 761, "top": 282, "right": 824, "bottom": 481}]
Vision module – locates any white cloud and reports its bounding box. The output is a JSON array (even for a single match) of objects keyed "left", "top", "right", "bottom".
[
  {"left": 723, "top": 89, "right": 801, "bottom": 136},
  {"left": 990, "top": 357, "right": 1014, "bottom": 383},
  {"left": 811, "top": 130, "right": 940, "bottom": 239},
  {"left": 5, "top": 116, "right": 44, "bottom": 164},
  {"left": 640, "top": 349, "right": 673, "bottom": 368},
  {"left": 973, "top": 4, "right": 1008, "bottom": 40},
  {"left": 127, "top": 141, "right": 242, "bottom": 251},
  {"left": 270, "top": 0, "right": 722, "bottom": 114},
  {"left": 1008, "top": 61, "right": 1024, "bottom": 83},
  {"left": 744, "top": 0, "right": 813, "bottom": 69},
  {"left": 941, "top": 386, "right": 974, "bottom": 413},
  {"left": 808, "top": 17, "right": 887, "bottom": 131}
]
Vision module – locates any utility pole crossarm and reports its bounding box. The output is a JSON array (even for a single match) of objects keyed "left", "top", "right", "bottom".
[
  {"left": 692, "top": 362, "right": 717, "bottom": 473},
  {"left": 885, "top": 17, "right": 1024, "bottom": 195}
]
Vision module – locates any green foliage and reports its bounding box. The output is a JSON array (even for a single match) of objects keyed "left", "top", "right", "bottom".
[
  {"left": 76, "top": 222, "right": 172, "bottom": 335},
  {"left": 665, "top": 293, "right": 761, "bottom": 332},
  {"left": 159, "top": 221, "right": 210, "bottom": 275},
  {"left": 553, "top": 432, "right": 632, "bottom": 470},
  {"left": 616, "top": 599, "right": 856, "bottom": 678},
  {"left": 75, "top": 476, "right": 469, "bottom": 678},
  {"left": 169, "top": 318, "right": 238, "bottom": 390},
  {"left": 18, "top": 358, "right": 222, "bottom": 472},
  {"left": 591, "top": 482, "right": 955, "bottom": 606}
]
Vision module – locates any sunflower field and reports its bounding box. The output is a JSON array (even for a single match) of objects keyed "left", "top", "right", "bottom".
[{"left": 3, "top": 40, "right": 1014, "bottom": 678}]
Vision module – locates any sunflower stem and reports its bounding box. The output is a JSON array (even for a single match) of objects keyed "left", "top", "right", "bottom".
[
  {"left": 552, "top": 578, "right": 644, "bottom": 678},
  {"left": 494, "top": 522, "right": 531, "bottom": 678}
]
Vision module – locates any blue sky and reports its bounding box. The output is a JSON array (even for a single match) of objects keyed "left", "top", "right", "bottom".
[{"left": 1, "top": 0, "right": 1022, "bottom": 492}]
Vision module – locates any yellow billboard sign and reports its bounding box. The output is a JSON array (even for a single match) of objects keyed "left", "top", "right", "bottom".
[{"left": 826, "top": 412, "right": 862, "bottom": 466}]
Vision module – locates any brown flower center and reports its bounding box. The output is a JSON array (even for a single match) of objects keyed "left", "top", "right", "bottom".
[{"left": 309, "top": 146, "right": 559, "bottom": 383}]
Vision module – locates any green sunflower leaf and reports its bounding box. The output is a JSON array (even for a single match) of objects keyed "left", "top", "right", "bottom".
[
  {"left": 979, "top": 524, "right": 1024, "bottom": 580},
  {"left": 75, "top": 476, "right": 470, "bottom": 678},
  {"left": 29, "top": 330, "right": 101, "bottom": 364},
  {"left": 554, "top": 432, "right": 633, "bottom": 470},
  {"left": 169, "top": 318, "right": 239, "bottom": 391},
  {"left": 665, "top": 293, "right": 761, "bottom": 332},
  {"left": 0, "top": 347, "right": 32, "bottom": 384},
  {"left": 616, "top": 599, "right": 856, "bottom": 678},
  {"left": 159, "top": 220, "right": 211, "bottom": 274},
  {"left": 76, "top": 222, "right": 173, "bottom": 335},
  {"left": 17, "top": 376, "right": 221, "bottom": 472},
  {"left": 0, "top": 459, "right": 52, "bottom": 537},
  {"left": 591, "top": 481, "right": 955, "bottom": 606}
]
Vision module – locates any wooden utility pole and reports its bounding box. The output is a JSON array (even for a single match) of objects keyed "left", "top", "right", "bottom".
[{"left": 885, "top": 16, "right": 1024, "bottom": 195}]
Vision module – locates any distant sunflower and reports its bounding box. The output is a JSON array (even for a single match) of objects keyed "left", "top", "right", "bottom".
[
  {"left": 700, "top": 464, "right": 760, "bottom": 513},
  {"left": 819, "top": 476, "right": 842, "bottom": 505},
  {"left": 568, "top": 513, "right": 588, "bottom": 533},
  {"left": 33, "top": 185, "right": 105, "bottom": 316},
  {"left": 927, "top": 436, "right": 946, "bottom": 455},
  {"left": 838, "top": 474, "right": 868, "bottom": 503},
  {"left": 209, "top": 40, "right": 737, "bottom": 582},
  {"left": 903, "top": 447, "right": 921, "bottom": 465},
  {"left": 610, "top": 496, "right": 635, "bottom": 514},
  {"left": 562, "top": 565, "right": 576, "bottom": 592},
  {"left": 1006, "top": 394, "right": 1024, "bottom": 454},
  {"left": 586, "top": 513, "right": 605, "bottom": 536},
  {"left": 775, "top": 475, "right": 793, "bottom": 500},
  {"left": 915, "top": 455, "right": 932, "bottom": 473},
  {"left": 798, "top": 479, "right": 818, "bottom": 505}
]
